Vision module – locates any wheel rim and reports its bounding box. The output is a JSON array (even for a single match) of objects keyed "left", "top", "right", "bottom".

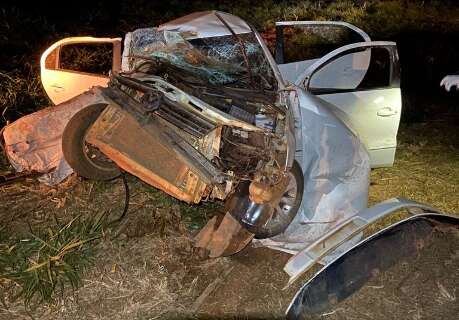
[{"left": 82, "top": 141, "right": 117, "bottom": 172}]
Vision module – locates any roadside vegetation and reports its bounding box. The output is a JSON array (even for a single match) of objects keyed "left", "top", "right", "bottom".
[{"left": 0, "top": 213, "right": 106, "bottom": 307}]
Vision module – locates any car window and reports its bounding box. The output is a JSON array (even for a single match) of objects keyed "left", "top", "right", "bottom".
[
  {"left": 308, "top": 47, "right": 391, "bottom": 93},
  {"left": 57, "top": 43, "right": 113, "bottom": 75},
  {"left": 280, "top": 25, "right": 365, "bottom": 64}
]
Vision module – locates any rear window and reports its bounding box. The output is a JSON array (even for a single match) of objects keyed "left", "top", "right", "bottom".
[{"left": 59, "top": 43, "right": 113, "bottom": 75}]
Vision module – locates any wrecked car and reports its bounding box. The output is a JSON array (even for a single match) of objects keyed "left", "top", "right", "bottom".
[
  {"left": 3, "top": 11, "right": 403, "bottom": 256},
  {"left": 3, "top": 11, "right": 458, "bottom": 318}
]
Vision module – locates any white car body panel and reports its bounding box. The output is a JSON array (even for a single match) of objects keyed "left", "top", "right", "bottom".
[
  {"left": 276, "top": 21, "right": 371, "bottom": 89},
  {"left": 40, "top": 37, "right": 121, "bottom": 105},
  {"left": 318, "top": 88, "right": 401, "bottom": 167},
  {"left": 296, "top": 41, "right": 401, "bottom": 167},
  {"left": 278, "top": 59, "right": 319, "bottom": 84},
  {"left": 307, "top": 49, "right": 371, "bottom": 90},
  {"left": 274, "top": 21, "right": 401, "bottom": 167}
]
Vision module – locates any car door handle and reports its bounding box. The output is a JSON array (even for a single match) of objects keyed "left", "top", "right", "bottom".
[
  {"left": 50, "top": 84, "right": 65, "bottom": 92},
  {"left": 377, "top": 107, "right": 397, "bottom": 117}
]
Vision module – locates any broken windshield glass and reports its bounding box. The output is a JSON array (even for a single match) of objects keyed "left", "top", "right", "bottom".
[{"left": 123, "top": 28, "right": 277, "bottom": 91}]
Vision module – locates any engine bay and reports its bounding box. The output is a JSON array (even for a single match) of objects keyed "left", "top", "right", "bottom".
[{"left": 105, "top": 70, "right": 290, "bottom": 203}]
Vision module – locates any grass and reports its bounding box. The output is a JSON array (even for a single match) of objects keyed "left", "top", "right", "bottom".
[
  {"left": 134, "top": 180, "right": 221, "bottom": 231},
  {"left": 0, "top": 211, "right": 108, "bottom": 308},
  {"left": 0, "top": 67, "right": 48, "bottom": 125},
  {"left": 0, "top": 172, "right": 219, "bottom": 311},
  {"left": 365, "top": 119, "right": 459, "bottom": 234},
  {"left": 370, "top": 121, "right": 459, "bottom": 214}
]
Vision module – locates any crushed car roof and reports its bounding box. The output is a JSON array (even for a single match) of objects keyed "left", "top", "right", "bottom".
[{"left": 158, "top": 10, "right": 252, "bottom": 39}]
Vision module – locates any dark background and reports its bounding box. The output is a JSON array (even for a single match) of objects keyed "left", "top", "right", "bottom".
[{"left": 1, "top": 0, "right": 459, "bottom": 125}]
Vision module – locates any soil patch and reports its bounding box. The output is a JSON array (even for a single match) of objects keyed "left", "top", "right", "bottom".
[{"left": 197, "top": 247, "right": 302, "bottom": 319}]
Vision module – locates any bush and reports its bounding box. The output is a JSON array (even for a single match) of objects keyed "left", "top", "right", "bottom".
[{"left": 0, "top": 66, "right": 48, "bottom": 126}]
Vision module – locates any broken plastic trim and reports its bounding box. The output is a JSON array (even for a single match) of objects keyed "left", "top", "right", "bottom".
[
  {"left": 283, "top": 198, "right": 441, "bottom": 287},
  {"left": 286, "top": 213, "right": 459, "bottom": 319}
]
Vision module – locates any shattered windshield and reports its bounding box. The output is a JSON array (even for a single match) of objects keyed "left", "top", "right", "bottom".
[{"left": 124, "top": 28, "right": 277, "bottom": 91}]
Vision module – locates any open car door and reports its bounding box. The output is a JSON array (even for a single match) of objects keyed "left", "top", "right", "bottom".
[
  {"left": 274, "top": 21, "right": 371, "bottom": 84},
  {"left": 40, "top": 37, "right": 122, "bottom": 105},
  {"left": 297, "top": 42, "right": 401, "bottom": 167}
]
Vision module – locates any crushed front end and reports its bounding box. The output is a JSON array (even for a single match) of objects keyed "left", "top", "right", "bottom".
[{"left": 85, "top": 11, "right": 295, "bottom": 255}]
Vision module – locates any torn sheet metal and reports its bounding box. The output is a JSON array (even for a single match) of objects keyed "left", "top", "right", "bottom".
[
  {"left": 283, "top": 198, "right": 441, "bottom": 287},
  {"left": 254, "top": 89, "right": 370, "bottom": 256},
  {"left": 286, "top": 212, "right": 457, "bottom": 319},
  {"left": 158, "top": 11, "right": 252, "bottom": 39},
  {"left": 2, "top": 88, "right": 105, "bottom": 185},
  {"left": 194, "top": 213, "right": 254, "bottom": 258}
]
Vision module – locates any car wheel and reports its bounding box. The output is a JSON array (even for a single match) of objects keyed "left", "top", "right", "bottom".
[
  {"left": 254, "top": 160, "right": 304, "bottom": 239},
  {"left": 62, "top": 103, "right": 121, "bottom": 180}
]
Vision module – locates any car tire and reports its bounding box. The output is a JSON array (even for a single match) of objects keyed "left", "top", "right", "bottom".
[
  {"left": 62, "top": 103, "right": 121, "bottom": 180},
  {"left": 254, "top": 160, "right": 304, "bottom": 239}
]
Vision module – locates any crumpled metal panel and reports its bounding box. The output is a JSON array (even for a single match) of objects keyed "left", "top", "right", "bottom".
[
  {"left": 254, "top": 90, "right": 370, "bottom": 255},
  {"left": 283, "top": 198, "right": 441, "bottom": 287},
  {"left": 286, "top": 213, "right": 459, "bottom": 319},
  {"left": 158, "top": 11, "right": 252, "bottom": 39},
  {"left": 2, "top": 88, "right": 105, "bottom": 185}
]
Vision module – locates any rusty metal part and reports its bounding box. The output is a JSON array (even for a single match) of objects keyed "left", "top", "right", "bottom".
[
  {"left": 100, "top": 86, "right": 225, "bottom": 183},
  {"left": 162, "top": 127, "right": 224, "bottom": 184},
  {"left": 194, "top": 213, "right": 254, "bottom": 258},
  {"left": 249, "top": 181, "right": 274, "bottom": 204},
  {"left": 219, "top": 127, "right": 269, "bottom": 177},
  {"left": 86, "top": 103, "right": 211, "bottom": 203},
  {"left": 224, "top": 175, "right": 290, "bottom": 233},
  {"left": 249, "top": 175, "right": 290, "bottom": 204}
]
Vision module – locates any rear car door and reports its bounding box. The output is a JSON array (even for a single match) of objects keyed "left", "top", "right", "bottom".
[
  {"left": 40, "top": 37, "right": 122, "bottom": 105},
  {"left": 298, "top": 42, "right": 402, "bottom": 167}
]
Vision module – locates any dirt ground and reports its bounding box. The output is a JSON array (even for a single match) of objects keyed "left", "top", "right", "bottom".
[{"left": 0, "top": 117, "right": 458, "bottom": 319}]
